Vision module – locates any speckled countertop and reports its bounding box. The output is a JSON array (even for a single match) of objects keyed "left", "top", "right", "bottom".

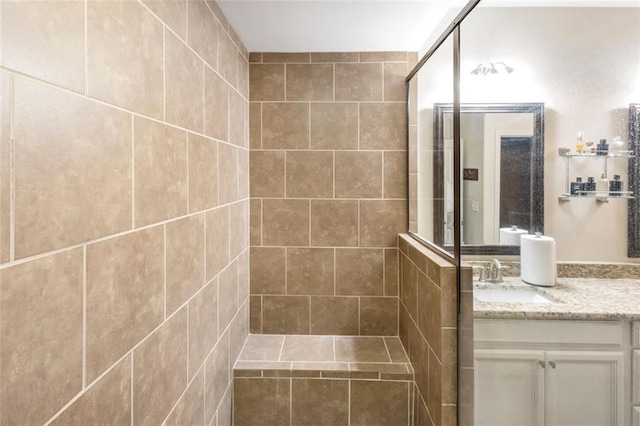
[{"left": 473, "top": 277, "right": 640, "bottom": 320}]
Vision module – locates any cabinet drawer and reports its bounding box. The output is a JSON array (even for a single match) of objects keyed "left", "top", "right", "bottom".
[
  {"left": 633, "top": 322, "right": 640, "bottom": 347},
  {"left": 474, "top": 319, "right": 624, "bottom": 347}
]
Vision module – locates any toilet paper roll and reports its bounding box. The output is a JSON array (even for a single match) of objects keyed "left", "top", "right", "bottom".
[
  {"left": 521, "top": 233, "right": 557, "bottom": 287},
  {"left": 499, "top": 226, "right": 529, "bottom": 245}
]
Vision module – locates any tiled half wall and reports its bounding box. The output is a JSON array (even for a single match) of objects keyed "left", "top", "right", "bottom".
[
  {"left": 249, "top": 52, "right": 417, "bottom": 335},
  {"left": 0, "top": 0, "right": 249, "bottom": 424},
  {"left": 398, "top": 234, "right": 472, "bottom": 426}
]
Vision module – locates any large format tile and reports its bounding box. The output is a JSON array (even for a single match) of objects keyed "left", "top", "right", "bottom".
[
  {"left": 166, "top": 214, "right": 205, "bottom": 315},
  {"left": 287, "top": 248, "right": 334, "bottom": 295},
  {"left": 334, "top": 337, "right": 390, "bottom": 362},
  {"left": 86, "top": 227, "right": 164, "bottom": 381},
  {"left": 359, "top": 52, "right": 408, "bottom": 62},
  {"left": 230, "top": 201, "right": 249, "bottom": 259},
  {"left": 310, "top": 200, "right": 358, "bottom": 247},
  {"left": 87, "top": 0, "right": 163, "bottom": 117},
  {"left": 360, "top": 103, "right": 406, "bottom": 150},
  {"left": 310, "top": 297, "right": 358, "bottom": 335},
  {"left": 286, "top": 151, "right": 334, "bottom": 198},
  {"left": 218, "top": 143, "right": 238, "bottom": 205},
  {"left": 335, "top": 63, "right": 382, "bottom": 101},
  {"left": 166, "top": 368, "right": 205, "bottom": 426},
  {"left": 384, "top": 62, "right": 409, "bottom": 101},
  {"left": 262, "top": 103, "right": 309, "bottom": 149},
  {"left": 239, "top": 335, "right": 285, "bottom": 361},
  {"left": 187, "top": 0, "right": 218, "bottom": 68},
  {"left": 133, "top": 308, "right": 188, "bottom": 426},
  {"left": 134, "top": 117, "right": 188, "bottom": 227},
  {"left": 141, "top": 0, "right": 186, "bottom": 39},
  {"left": 189, "top": 134, "right": 219, "bottom": 212},
  {"left": 188, "top": 279, "right": 218, "bottom": 379},
  {"left": 263, "top": 53, "right": 310, "bottom": 63},
  {"left": 206, "top": 206, "right": 230, "bottom": 280},
  {"left": 165, "top": 31, "right": 204, "bottom": 132},
  {"left": 204, "top": 68, "right": 229, "bottom": 142},
  {"left": 359, "top": 200, "right": 407, "bottom": 247},
  {"left": 280, "top": 335, "right": 334, "bottom": 362},
  {"left": 250, "top": 247, "right": 286, "bottom": 294},
  {"left": 384, "top": 151, "right": 408, "bottom": 199},
  {"left": 335, "top": 151, "right": 382, "bottom": 198},
  {"left": 291, "top": 379, "right": 348, "bottom": 426},
  {"left": 350, "top": 380, "right": 409, "bottom": 426},
  {"left": 234, "top": 378, "right": 290, "bottom": 426},
  {"left": 218, "top": 24, "right": 238, "bottom": 88},
  {"left": 14, "top": 79, "right": 131, "bottom": 258},
  {"left": 262, "top": 199, "right": 309, "bottom": 246},
  {"left": 359, "top": 297, "right": 398, "bottom": 336},
  {"left": 310, "top": 103, "right": 359, "bottom": 150},
  {"left": 286, "top": 64, "right": 333, "bottom": 101},
  {"left": 1, "top": 0, "right": 84, "bottom": 92},
  {"left": 0, "top": 74, "right": 9, "bottom": 263},
  {"left": 218, "top": 261, "right": 239, "bottom": 333},
  {"left": 204, "top": 334, "right": 230, "bottom": 424},
  {"left": 249, "top": 64, "right": 285, "bottom": 101},
  {"left": 250, "top": 151, "right": 285, "bottom": 197},
  {"left": 51, "top": 356, "right": 131, "bottom": 426},
  {"left": 262, "top": 296, "right": 310, "bottom": 334},
  {"left": 335, "top": 249, "right": 384, "bottom": 296},
  {"left": 249, "top": 103, "right": 262, "bottom": 148},
  {"left": 0, "top": 250, "right": 83, "bottom": 425},
  {"left": 229, "top": 89, "right": 246, "bottom": 147}
]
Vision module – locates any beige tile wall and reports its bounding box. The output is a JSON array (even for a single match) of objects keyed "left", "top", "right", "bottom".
[
  {"left": 398, "top": 234, "right": 471, "bottom": 426},
  {"left": 249, "top": 52, "right": 417, "bottom": 336},
  {"left": 0, "top": 0, "right": 248, "bottom": 424}
]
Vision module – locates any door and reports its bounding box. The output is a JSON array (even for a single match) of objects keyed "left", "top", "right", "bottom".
[
  {"left": 545, "top": 351, "right": 625, "bottom": 426},
  {"left": 475, "top": 349, "right": 545, "bottom": 426}
]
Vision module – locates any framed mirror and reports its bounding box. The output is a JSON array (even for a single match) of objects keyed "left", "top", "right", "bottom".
[
  {"left": 629, "top": 104, "right": 640, "bottom": 257},
  {"left": 433, "top": 103, "right": 544, "bottom": 255}
]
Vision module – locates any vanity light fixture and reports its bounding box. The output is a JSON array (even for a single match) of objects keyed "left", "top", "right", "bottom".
[{"left": 470, "top": 62, "right": 514, "bottom": 75}]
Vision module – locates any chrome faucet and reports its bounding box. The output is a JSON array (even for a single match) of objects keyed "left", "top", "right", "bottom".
[
  {"left": 472, "top": 265, "right": 487, "bottom": 282},
  {"left": 487, "top": 258, "right": 504, "bottom": 283}
]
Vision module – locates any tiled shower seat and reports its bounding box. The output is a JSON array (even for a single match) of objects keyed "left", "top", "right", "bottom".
[{"left": 233, "top": 335, "right": 414, "bottom": 425}]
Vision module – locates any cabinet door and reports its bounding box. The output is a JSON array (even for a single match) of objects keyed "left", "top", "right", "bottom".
[
  {"left": 474, "top": 349, "right": 545, "bottom": 426},
  {"left": 545, "top": 351, "right": 624, "bottom": 426}
]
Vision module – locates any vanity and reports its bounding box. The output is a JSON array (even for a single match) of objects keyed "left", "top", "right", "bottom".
[{"left": 473, "top": 277, "right": 640, "bottom": 426}]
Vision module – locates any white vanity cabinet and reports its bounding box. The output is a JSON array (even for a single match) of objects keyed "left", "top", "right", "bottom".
[{"left": 474, "top": 319, "right": 628, "bottom": 426}]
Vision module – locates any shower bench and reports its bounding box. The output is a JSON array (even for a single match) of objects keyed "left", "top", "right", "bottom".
[{"left": 232, "top": 334, "right": 414, "bottom": 425}]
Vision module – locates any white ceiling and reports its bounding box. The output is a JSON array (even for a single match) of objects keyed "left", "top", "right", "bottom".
[
  {"left": 216, "top": 0, "right": 464, "bottom": 52},
  {"left": 217, "top": 0, "right": 640, "bottom": 53}
]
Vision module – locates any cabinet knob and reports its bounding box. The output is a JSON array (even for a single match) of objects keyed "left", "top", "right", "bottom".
[
  {"left": 549, "top": 361, "right": 556, "bottom": 368},
  {"left": 538, "top": 361, "right": 545, "bottom": 368}
]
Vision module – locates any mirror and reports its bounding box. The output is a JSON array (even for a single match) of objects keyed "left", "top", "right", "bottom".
[
  {"left": 629, "top": 104, "right": 640, "bottom": 257},
  {"left": 433, "top": 103, "right": 544, "bottom": 255}
]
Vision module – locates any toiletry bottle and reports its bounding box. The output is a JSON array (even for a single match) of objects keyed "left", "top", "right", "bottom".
[
  {"left": 609, "top": 174, "right": 623, "bottom": 196},
  {"left": 570, "top": 177, "right": 583, "bottom": 195},
  {"left": 596, "top": 173, "right": 609, "bottom": 198},
  {"left": 597, "top": 139, "right": 609, "bottom": 155},
  {"left": 585, "top": 177, "right": 596, "bottom": 195}
]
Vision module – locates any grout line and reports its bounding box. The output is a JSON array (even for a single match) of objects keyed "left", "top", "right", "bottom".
[
  {"left": 82, "top": 245, "right": 87, "bottom": 389},
  {"left": 131, "top": 116, "right": 136, "bottom": 229},
  {"left": 8, "top": 75, "right": 15, "bottom": 262}
]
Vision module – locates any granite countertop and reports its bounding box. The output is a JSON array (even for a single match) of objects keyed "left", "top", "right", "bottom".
[{"left": 473, "top": 277, "right": 640, "bottom": 320}]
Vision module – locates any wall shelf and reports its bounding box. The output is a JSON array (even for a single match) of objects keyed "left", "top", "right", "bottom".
[{"left": 559, "top": 149, "right": 635, "bottom": 203}]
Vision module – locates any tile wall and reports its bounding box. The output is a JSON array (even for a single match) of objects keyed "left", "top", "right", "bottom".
[
  {"left": 249, "top": 52, "right": 416, "bottom": 336},
  {"left": 398, "top": 234, "right": 471, "bottom": 426},
  {"left": 0, "top": 0, "right": 248, "bottom": 424}
]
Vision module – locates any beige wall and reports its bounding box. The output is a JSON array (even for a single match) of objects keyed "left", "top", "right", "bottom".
[
  {"left": 460, "top": 7, "right": 640, "bottom": 262},
  {"left": 0, "top": 0, "right": 249, "bottom": 424},
  {"left": 249, "top": 52, "right": 413, "bottom": 335}
]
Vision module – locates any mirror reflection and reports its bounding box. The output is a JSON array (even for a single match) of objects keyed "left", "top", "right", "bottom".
[{"left": 433, "top": 104, "right": 544, "bottom": 252}]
